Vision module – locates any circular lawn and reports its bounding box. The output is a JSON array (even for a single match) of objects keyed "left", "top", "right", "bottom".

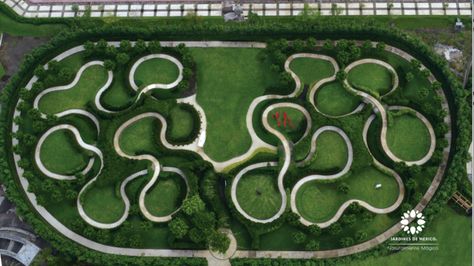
[
  {"left": 133, "top": 57, "right": 180, "bottom": 89},
  {"left": 268, "top": 107, "right": 308, "bottom": 143},
  {"left": 314, "top": 81, "right": 361, "bottom": 116},
  {"left": 144, "top": 172, "right": 187, "bottom": 217},
  {"left": 347, "top": 63, "right": 393, "bottom": 97}
]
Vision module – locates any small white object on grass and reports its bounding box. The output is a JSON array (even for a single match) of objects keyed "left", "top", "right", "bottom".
[{"left": 375, "top": 184, "right": 382, "bottom": 189}]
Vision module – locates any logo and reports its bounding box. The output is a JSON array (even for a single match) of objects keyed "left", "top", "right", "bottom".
[{"left": 400, "top": 209, "right": 426, "bottom": 235}]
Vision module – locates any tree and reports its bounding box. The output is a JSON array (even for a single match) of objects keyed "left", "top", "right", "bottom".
[
  {"left": 119, "top": 40, "right": 132, "bottom": 53},
  {"left": 328, "top": 222, "right": 342, "bottom": 235},
  {"left": 148, "top": 40, "right": 162, "bottom": 53},
  {"left": 362, "top": 40, "right": 372, "bottom": 51},
  {"left": 305, "top": 240, "right": 319, "bottom": 251},
  {"left": 410, "top": 59, "right": 421, "bottom": 71},
  {"left": 341, "top": 214, "right": 356, "bottom": 226},
  {"left": 375, "top": 42, "right": 386, "bottom": 53},
  {"left": 116, "top": 53, "right": 130, "bottom": 65},
  {"left": 104, "top": 60, "right": 116, "bottom": 71},
  {"left": 306, "top": 37, "right": 317, "bottom": 49},
  {"left": 208, "top": 231, "right": 230, "bottom": 254},
  {"left": 336, "top": 70, "right": 347, "bottom": 81},
  {"left": 292, "top": 232, "right": 307, "bottom": 244},
  {"left": 308, "top": 224, "right": 321, "bottom": 236},
  {"left": 406, "top": 72, "right": 414, "bottom": 82},
  {"left": 338, "top": 182, "right": 349, "bottom": 194},
  {"left": 182, "top": 195, "right": 205, "bottom": 215},
  {"left": 292, "top": 39, "right": 305, "bottom": 52},
  {"left": 135, "top": 39, "right": 147, "bottom": 54},
  {"left": 340, "top": 237, "right": 354, "bottom": 247},
  {"left": 168, "top": 218, "right": 189, "bottom": 239}
]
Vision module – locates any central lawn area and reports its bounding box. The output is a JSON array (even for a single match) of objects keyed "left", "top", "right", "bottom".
[
  {"left": 309, "top": 131, "right": 348, "bottom": 173},
  {"left": 289, "top": 57, "right": 335, "bottom": 87},
  {"left": 191, "top": 48, "right": 279, "bottom": 161},
  {"left": 347, "top": 63, "right": 393, "bottom": 97},
  {"left": 133, "top": 57, "right": 180, "bottom": 88},
  {"left": 296, "top": 166, "right": 399, "bottom": 223},
  {"left": 268, "top": 107, "right": 307, "bottom": 143},
  {"left": 167, "top": 104, "right": 195, "bottom": 141},
  {"left": 144, "top": 172, "right": 187, "bottom": 217},
  {"left": 235, "top": 169, "right": 281, "bottom": 220},
  {"left": 39, "top": 130, "right": 89, "bottom": 175},
  {"left": 387, "top": 112, "right": 431, "bottom": 161},
  {"left": 315, "top": 81, "right": 361, "bottom": 116},
  {"left": 344, "top": 206, "right": 472, "bottom": 266},
  {"left": 119, "top": 117, "right": 157, "bottom": 155},
  {"left": 38, "top": 64, "right": 108, "bottom": 114},
  {"left": 81, "top": 184, "right": 126, "bottom": 224}
]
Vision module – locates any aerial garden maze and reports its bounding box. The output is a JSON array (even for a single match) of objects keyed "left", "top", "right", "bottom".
[{"left": 0, "top": 32, "right": 462, "bottom": 264}]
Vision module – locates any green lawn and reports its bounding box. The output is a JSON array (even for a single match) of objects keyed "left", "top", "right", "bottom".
[
  {"left": 191, "top": 48, "right": 279, "bottom": 161},
  {"left": 39, "top": 130, "right": 89, "bottom": 175},
  {"left": 0, "top": 9, "right": 66, "bottom": 36},
  {"left": 134, "top": 57, "right": 180, "bottom": 88},
  {"left": 144, "top": 172, "right": 186, "bottom": 217},
  {"left": 38, "top": 64, "right": 108, "bottom": 114},
  {"left": 101, "top": 68, "right": 135, "bottom": 109},
  {"left": 344, "top": 206, "right": 471, "bottom": 266},
  {"left": 296, "top": 166, "right": 399, "bottom": 223},
  {"left": 315, "top": 81, "right": 361, "bottom": 116},
  {"left": 167, "top": 104, "right": 195, "bottom": 142},
  {"left": 347, "top": 63, "right": 393, "bottom": 97},
  {"left": 119, "top": 117, "right": 157, "bottom": 155},
  {"left": 268, "top": 107, "right": 307, "bottom": 143},
  {"left": 309, "top": 131, "right": 348, "bottom": 173},
  {"left": 387, "top": 112, "right": 431, "bottom": 161},
  {"left": 235, "top": 169, "right": 281, "bottom": 220},
  {"left": 289, "top": 57, "right": 335, "bottom": 87},
  {"left": 81, "top": 184, "right": 125, "bottom": 223}
]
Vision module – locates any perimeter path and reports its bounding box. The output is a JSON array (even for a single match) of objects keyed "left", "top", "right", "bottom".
[
  {"left": 344, "top": 58, "right": 436, "bottom": 166},
  {"left": 10, "top": 41, "right": 452, "bottom": 263}
]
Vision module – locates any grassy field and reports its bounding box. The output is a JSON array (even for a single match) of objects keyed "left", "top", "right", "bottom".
[
  {"left": 235, "top": 169, "right": 281, "bottom": 220},
  {"left": 0, "top": 9, "right": 67, "bottom": 36},
  {"left": 81, "top": 184, "right": 126, "bottom": 223},
  {"left": 268, "top": 107, "right": 307, "bottom": 143},
  {"left": 101, "top": 68, "right": 135, "bottom": 109},
  {"left": 289, "top": 57, "right": 335, "bottom": 87},
  {"left": 191, "top": 48, "right": 279, "bottom": 161},
  {"left": 315, "top": 81, "right": 361, "bottom": 116},
  {"left": 133, "top": 57, "right": 180, "bottom": 88},
  {"left": 38, "top": 65, "right": 108, "bottom": 114},
  {"left": 144, "top": 172, "right": 186, "bottom": 217},
  {"left": 295, "top": 166, "right": 399, "bottom": 223},
  {"left": 119, "top": 117, "right": 157, "bottom": 155},
  {"left": 39, "top": 130, "right": 89, "bottom": 175},
  {"left": 167, "top": 105, "right": 195, "bottom": 141},
  {"left": 309, "top": 131, "right": 348, "bottom": 173},
  {"left": 347, "top": 63, "right": 393, "bottom": 97},
  {"left": 344, "top": 206, "right": 472, "bottom": 266},
  {"left": 387, "top": 112, "right": 431, "bottom": 161}
]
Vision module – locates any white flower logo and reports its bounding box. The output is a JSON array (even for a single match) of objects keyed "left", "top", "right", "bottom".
[{"left": 400, "top": 209, "right": 426, "bottom": 235}]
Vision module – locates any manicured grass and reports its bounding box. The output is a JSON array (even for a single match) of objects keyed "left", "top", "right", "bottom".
[
  {"left": 134, "top": 57, "right": 180, "bottom": 88},
  {"left": 39, "top": 130, "right": 89, "bottom": 175},
  {"left": 235, "top": 169, "right": 281, "bottom": 220},
  {"left": 191, "top": 48, "right": 279, "bottom": 161},
  {"left": 119, "top": 117, "right": 157, "bottom": 155},
  {"left": 347, "top": 63, "right": 393, "bottom": 96},
  {"left": 101, "top": 68, "right": 135, "bottom": 109},
  {"left": 344, "top": 206, "right": 472, "bottom": 266},
  {"left": 268, "top": 107, "right": 307, "bottom": 143},
  {"left": 296, "top": 166, "right": 399, "bottom": 223},
  {"left": 81, "top": 184, "right": 125, "bottom": 223},
  {"left": 289, "top": 57, "right": 335, "bottom": 86},
  {"left": 167, "top": 104, "right": 195, "bottom": 141},
  {"left": 387, "top": 112, "right": 431, "bottom": 161},
  {"left": 315, "top": 81, "right": 361, "bottom": 116},
  {"left": 0, "top": 10, "right": 66, "bottom": 36},
  {"left": 144, "top": 172, "right": 186, "bottom": 217},
  {"left": 309, "top": 131, "right": 348, "bottom": 173},
  {"left": 38, "top": 64, "right": 108, "bottom": 114},
  {"left": 259, "top": 224, "right": 302, "bottom": 250}
]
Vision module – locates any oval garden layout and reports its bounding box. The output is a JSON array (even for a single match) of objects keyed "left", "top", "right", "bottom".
[{"left": 2, "top": 38, "right": 454, "bottom": 264}]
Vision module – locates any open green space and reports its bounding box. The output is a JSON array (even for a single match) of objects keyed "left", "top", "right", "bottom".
[
  {"left": 134, "top": 58, "right": 180, "bottom": 88},
  {"left": 344, "top": 206, "right": 471, "bottom": 266},
  {"left": 81, "top": 184, "right": 125, "bottom": 223},
  {"left": 167, "top": 104, "right": 196, "bottom": 142},
  {"left": 295, "top": 166, "right": 399, "bottom": 223},
  {"left": 347, "top": 63, "right": 393, "bottom": 96},
  {"left": 309, "top": 131, "right": 348, "bottom": 173},
  {"left": 144, "top": 172, "right": 187, "bottom": 217},
  {"left": 387, "top": 112, "right": 431, "bottom": 161},
  {"left": 38, "top": 64, "right": 108, "bottom": 114},
  {"left": 0, "top": 9, "right": 66, "bottom": 36},
  {"left": 39, "top": 130, "right": 89, "bottom": 175},
  {"left": 289, "top": 57, "right": 335, "bottom": 87},
  {"left": 235, "top": 169, "right": 281, "bottom": 220},
  {"left": 268, "top": 107, "right": 307, "bottom": 143},
  {"left": 314, "top": 81, "right": 361, "bottom": 116},
  {"left": 119, "top": 117, "right": 157, "bottom": 155},
  {"left": 101, "top": 68, "right": 135, "bottom": 109},
  {"left": 191, "top": 48, "right": 279, "bottom": 161}
]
